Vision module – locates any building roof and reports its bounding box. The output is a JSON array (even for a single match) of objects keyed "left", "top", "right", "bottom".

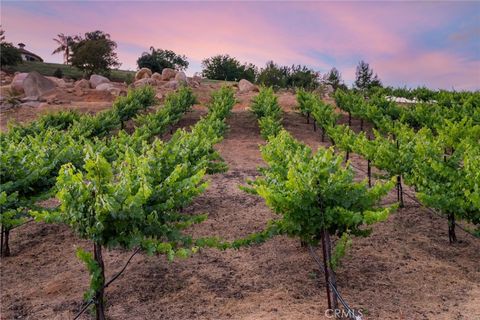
[{"left": 18, "top": 47, "right": 44, "bottom": 62}]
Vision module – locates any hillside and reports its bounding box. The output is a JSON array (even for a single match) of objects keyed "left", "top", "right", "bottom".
[{"left": 5, "top": 61, "right": 135, "bottom": 83}]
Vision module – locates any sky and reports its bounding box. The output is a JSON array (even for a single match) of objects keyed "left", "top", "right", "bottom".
[{"left": 1, "top": 1, "right": 479, "bottom": 90}]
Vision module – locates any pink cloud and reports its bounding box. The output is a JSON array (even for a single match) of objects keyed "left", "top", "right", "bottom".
[
  {"left": 2, "top": 2, "right": 478, "bottom": 89},
  {"left": 375, "top": 52, "right": 480, "bottom": 90}
]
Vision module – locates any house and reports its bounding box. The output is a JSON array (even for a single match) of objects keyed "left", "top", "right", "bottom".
[{"left": 17, "top": 43, "right": 44, "bottom": 62}]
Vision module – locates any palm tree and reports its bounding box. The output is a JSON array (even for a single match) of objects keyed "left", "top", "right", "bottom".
[
  {"left": 52, "top": 33, "right": 74, "bottom": 64},
  {"left": 0, "top": 26, "right": 5, "bottom": 43}
]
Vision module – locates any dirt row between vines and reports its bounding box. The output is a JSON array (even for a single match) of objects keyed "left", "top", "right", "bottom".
[{"left": 1, "top": 90, "right": 479, "bottom": 320}]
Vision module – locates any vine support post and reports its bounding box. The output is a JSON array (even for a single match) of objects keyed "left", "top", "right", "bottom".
[
  {"left": 367, "top": 160, "right": 372, "bottom": 188},
  {"left": 348, "top": 112, "right": 352, "bottom": 127},
  {"left": 93, "top": 243, "right": 106, "bottom": 320},
  {"left": 1, "top": 225, "right": 4, "bottom": 257},
  {"left": 360, "top": 118, "right": 364, "bottom": 132},
  {"left": 395, "top": 139, "right": 404, "bottom": 208},
  {"left": 1, "top": 227, "right": 10, "bottom": 257},
  {"left": 307, "top": 112, "right": 310, "bottom": 124},
  {"left": 321, "top": 128, "right": 325, "bottom": 142},
  {"left": 345, "top": 151, "right": 350, "bottom": 162},
  {"left": 397, "top": 175, "right": 404, "bottom": 208},
  {"left": 448, "top": 212, "right": 457, "bottom": 244},
  {"left": 313, "top": 120, "right": 317, "bottom": 132},
  {"left": 320, "top": 229, "right": 338, "bottom": 311}
]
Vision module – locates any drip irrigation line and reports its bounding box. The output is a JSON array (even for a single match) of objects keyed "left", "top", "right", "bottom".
[
  {"left": 308, "top": 245, "right": 363, "bottom": 320},
  {"left": 73, "top": 299, "right": 94, "bottom": 320},
  {"left": 8, "top": 218, "right": 34, "bottom": 231},
  {"left": 73, "top": 248, "right": 141, "bottom": 320},
  {"left": 402, "top": 191, "right": 477, "bottom": 238},
  {"left": 105, "top": 247, "right": 141, "bottom": 288}
]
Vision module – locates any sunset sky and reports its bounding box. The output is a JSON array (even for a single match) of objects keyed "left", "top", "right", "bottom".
[{"left": 2, "top": 1, "right": 479, "bottom": 90}]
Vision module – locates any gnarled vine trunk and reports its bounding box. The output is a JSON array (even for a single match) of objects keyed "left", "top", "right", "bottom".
[
  {"left": 1, "top": 227, "right": 10, "bottom": 257},
  {"left": 448, "top": 212, "right": 457, "bottom": 244},
  {"left": 397, "top": 175, "right": 404, "bottom": 208},
  {"left": 367, "top": 159, "right": 372, "bottom": 188},
  {"left": 320, "top": 229, "right": 339, "bottom": 311},
  {"left": 93, "top": 243, "right": 106, "bottom": 320}
]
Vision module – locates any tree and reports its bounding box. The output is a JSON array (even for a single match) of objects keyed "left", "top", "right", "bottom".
[
  {"left": 257, "top": 61, "right": 319, "bottom": 90},
  {"left": 241, "top": 63, "right": 258, "bottom": 83},
  {"left": 354, "top": 60, "right": 382, "bottom": 93},
  {"left": 0, "top": 43, "right": 22, "bottom": 67},
  {"left": 70, "top": 31, "right": 120, "bottom": 76},
  {"left": 0, "top": 27, "right": 22, "bottom": 67},
  {"left": 324, "top": 67, "right": 343, "bottom": 91},
  {"left": 0, "top": 26, "right": 5, "bottom": 42},
  {"left": 287, "top": 65, "right": 320, "bottom": 90},
  {"left": 52, "top": 33, "right": 75, "bottom": 64},
  {"left": 137, "top": 47, "right": 189, "bottom": 73},
  {"left": 201, "top": 54, "right": 256, "bottom": 82},
  {"left": 257, "top": 61, "right": 288, "bottom": 88}
]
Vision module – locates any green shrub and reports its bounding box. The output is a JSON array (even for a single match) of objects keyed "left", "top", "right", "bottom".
[{"left": 53, "top": 68, "right": 63, "bottom": 78}]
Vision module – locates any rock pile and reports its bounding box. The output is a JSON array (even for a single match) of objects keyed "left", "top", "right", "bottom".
[{"left": 130, "top": 67, "right": 201, "bottom": 89}]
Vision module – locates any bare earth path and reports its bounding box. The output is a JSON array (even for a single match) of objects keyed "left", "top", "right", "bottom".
[{"left": 1, "top": 90, "right": 479, "bottom": 320}]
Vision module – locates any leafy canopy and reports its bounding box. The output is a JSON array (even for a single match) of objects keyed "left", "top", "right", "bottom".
[
  {"left": 354, "top": 60, "right": 382, "bottom": 93},
  {"left": 257, "top": 61, "right": 319, "bottom": 90},
  {"left": 201, "top": 54, "right": 257, "bottom": 82},
  {"left": 70, "top": 30, "right": 120, "bottom": 76},
  {"left": 137, "top": 47, "right": 189, "bottom": 73},
  {"left": 247, "top": 129, "right": 396, "bottom": 244},
  {"left": 0, "top": 27, "right": 22, "bottom": 67}
]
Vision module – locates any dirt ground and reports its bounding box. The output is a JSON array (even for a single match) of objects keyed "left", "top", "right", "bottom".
[{"left": 1, "top": 86, "right": 479, "bottom": 320}]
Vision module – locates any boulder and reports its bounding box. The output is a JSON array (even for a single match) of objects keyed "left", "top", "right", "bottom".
[
  {"left": 193, "top": 73, "right": 202, "bottom": 82},
  {"left": 324, "top": 85, "right": 334, "bottom": 97},
  {"left": 73, "top": 79, "right": 90, "bottom": 97},
  {"left": 74, "top": 79, "right": 90, "bottom": 90},
  {"left": 238, "top": 79, "right": 257, "bottom": 93},
  {"left": 96, "top": 83, "right": 123, "bottom": 96},
  {"left": 96, "top": 83, "right": 115, "bottom": 92},
  {"left": 46, "top": 77, "right": 67, "bottom": 88},
  {"left": 161, "top": 68, "right": 176, "bottom": 81},
  {"left": 151, "top": 72, "right": 163, "bottom": 82},
  {"left": 133, "top": 78, "right": 156, "bottom": 88},
  {"left": 89, "top": 74, "right": 110, "bottom": 89},
  {"left": 187, "top": 79, "right": 200, "bottom": 88},
  {"left": 21, "top": 96, "right": 40, "bottom": 102},
  {"left": 11, "top": 73, "right": 29, "bottom": 94},
  {"left": 155, "top": 80, "right": 168, "bottom": 87},
  {"left": 20, "top": 101, "right": 42, "bottom": 108},
  {"left": 23, "top": 71, "right": 57, "bottom": 98},
  {"left": 175, "top": 71, "right": 187, "bottom": 85},
  {"left": 162, "top": 80, "right": 179, "bottom": 90},
  {"left": 135, "top": 68, "right": 152, "bottom": 81}
]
